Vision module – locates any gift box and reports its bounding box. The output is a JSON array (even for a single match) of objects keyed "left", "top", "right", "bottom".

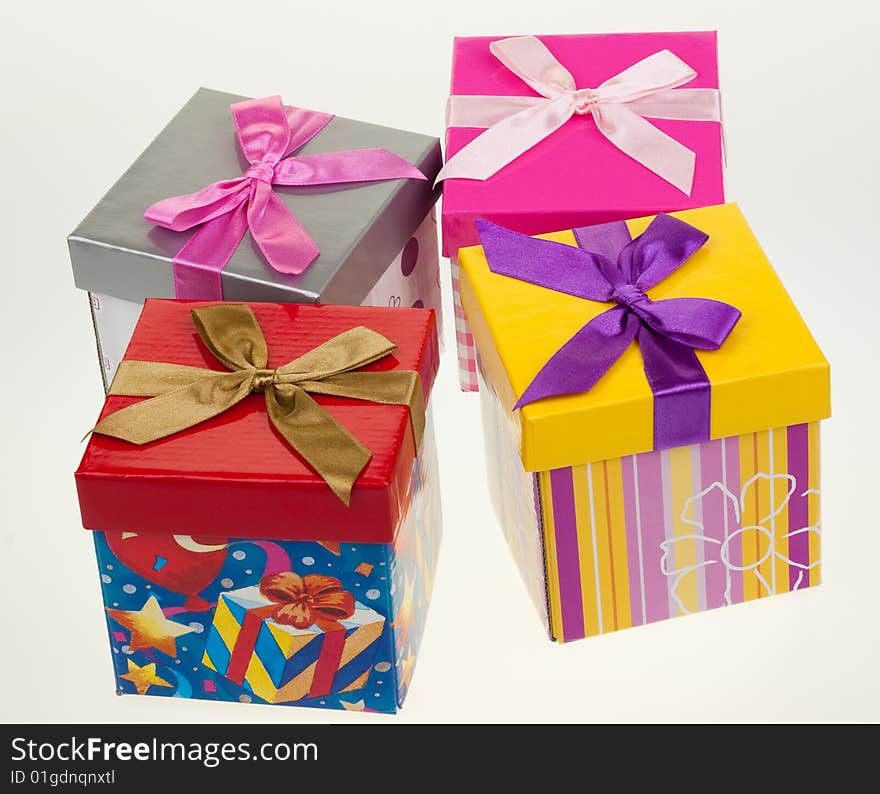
[
  {"left": 77, "top": 300, "right": 441, "bottom": 712},
  {"left": 459, "top": 204, "right": 829, "bottom": 641},
  {"left": 69, "top": 88, "right": 442, "bottom": 388},
  {"left": 203, "top": 586, "right": 386, "bottom": 704},
  {"left": 438, "top": 32, "right": 725, "bottom": 390}
]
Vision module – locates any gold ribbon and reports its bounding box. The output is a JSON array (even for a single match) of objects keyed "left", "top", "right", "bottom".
[{"left": 91, "top": 304, "right": 425, "bottom": 505}]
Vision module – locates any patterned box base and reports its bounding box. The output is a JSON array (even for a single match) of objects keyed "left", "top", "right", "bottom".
[
  {"left": 478, "top": 368, "right": 822, "bottom": 643},
  {"left": 93, "top": 413, "right": 442, "bottom": 713}
]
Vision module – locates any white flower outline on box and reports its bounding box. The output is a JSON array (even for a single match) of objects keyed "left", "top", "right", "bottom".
[{"left": 659, "top": 473, "right": 821, "bottom": 615}]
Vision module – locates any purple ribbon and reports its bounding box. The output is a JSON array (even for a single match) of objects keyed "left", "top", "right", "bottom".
[{"left": 475, "top": 215, "right": 742, "bottom": 449}]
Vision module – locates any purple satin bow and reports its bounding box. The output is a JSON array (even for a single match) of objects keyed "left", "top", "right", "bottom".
[
  {"left": 476, "top": 215, "right": 742, "bottom": 449},
  {"left": 145, "top": 95, "right": 427, "bottom": 299}
]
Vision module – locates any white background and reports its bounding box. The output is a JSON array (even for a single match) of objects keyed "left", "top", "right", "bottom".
[{"left": 1, "top": 0, "right": 878, "bottom": 723}]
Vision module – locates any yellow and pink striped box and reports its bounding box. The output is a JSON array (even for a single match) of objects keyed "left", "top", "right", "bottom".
[{"left": 462, "top": 204, "right": 830, "bottom": 641}]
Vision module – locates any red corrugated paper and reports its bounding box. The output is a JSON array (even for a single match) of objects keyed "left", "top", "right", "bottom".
[{"left": 76, "top": 300, "right": 439, "bottom": 543}]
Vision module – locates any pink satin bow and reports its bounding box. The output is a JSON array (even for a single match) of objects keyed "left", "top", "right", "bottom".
[
  {"left": 145, "top": 96, "right": 427, "bottom": 299},
  {"left": 437, "top": 36, "right": 721, "bottom": 195}
]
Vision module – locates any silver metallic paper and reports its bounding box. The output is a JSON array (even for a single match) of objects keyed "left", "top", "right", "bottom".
[{"left": 68, "top": 88, "right": 442, "bottom": 306}]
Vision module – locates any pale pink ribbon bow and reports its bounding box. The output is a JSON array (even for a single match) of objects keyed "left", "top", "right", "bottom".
[
  {"left": 145, "top": 95, "right": 426, "bottom": 299},
  {"left": 436, "top": 36, "right": 721, "bottom": 195}
]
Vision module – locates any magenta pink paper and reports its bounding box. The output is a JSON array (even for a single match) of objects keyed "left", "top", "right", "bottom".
[{"left": 441, "top": 32, "right": 724, "bottom": 257}]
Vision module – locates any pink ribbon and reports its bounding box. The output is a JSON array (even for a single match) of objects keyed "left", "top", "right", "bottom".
[
  {"left": 145, "top": 96, "right": 427, "bottom": 299},
  {"left": 436, "top": 36, "right": 721, "bottom": 195}
]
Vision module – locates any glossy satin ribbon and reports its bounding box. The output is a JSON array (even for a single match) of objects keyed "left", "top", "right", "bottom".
[
  {"left": 437, "top": 36, "right": 721, "bottom": 194},
  {"left": 145, "top": 96, "right": 427, "bottom": 299},
  {"left": 90, "top": 304, "right": 426, "bottom": 505},
  {"left": 475, "top": 216, "right": 741, "bottom": 449}
]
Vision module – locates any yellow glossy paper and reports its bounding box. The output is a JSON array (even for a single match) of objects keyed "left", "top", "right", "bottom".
[{"left": 459, "top": 204, "right": 830, "bottom": 472}]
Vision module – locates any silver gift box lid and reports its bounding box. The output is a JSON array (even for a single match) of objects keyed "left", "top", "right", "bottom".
[{"left": 68, "top": 88, "right": 441, "bottom": 305}]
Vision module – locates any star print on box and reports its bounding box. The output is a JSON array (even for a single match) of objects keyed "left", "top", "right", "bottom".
[
  {"left": 120, "top": 659, "right": 173, "bottom": 695},
  {"left": 92, "top": 411, "right": 442, "bottom": 714},
  {"left": 107, "top": 596, "right": 193, "bottom": 656}
]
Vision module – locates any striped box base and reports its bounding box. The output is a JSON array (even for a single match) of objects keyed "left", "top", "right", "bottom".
[{"left": 478, "top": 369, "right": 822, "bottom": 643}]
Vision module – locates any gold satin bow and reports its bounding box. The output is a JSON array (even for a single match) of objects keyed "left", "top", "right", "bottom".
[{"left": 91, "top": 304, "right": 426, "bottom": 505}]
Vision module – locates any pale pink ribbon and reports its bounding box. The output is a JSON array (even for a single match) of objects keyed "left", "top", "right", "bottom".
[
  {"left": 145, "top": 95, "right": 427, "bottom": 299},
  {"left": 436, "top": 36, "right": 721, "bottom": 195}
]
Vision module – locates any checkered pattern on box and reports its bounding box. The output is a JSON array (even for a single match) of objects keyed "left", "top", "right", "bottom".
[{"left": 450, "top": 257, "right": 479, "bottom": 392}]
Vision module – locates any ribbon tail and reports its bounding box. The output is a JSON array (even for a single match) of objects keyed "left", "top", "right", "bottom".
[
  {"left": 247, "top": 182, "right": 320, "bottom": 276},
  {"left": 639, "top": 297, "right": 741, "bottom": 349},
  {"left": 272, "top": 149, "right": 425, "bottom": 186},
  {"left": 515, "top": 307, "right": 640, "bottom": 407},
  {"left": 172, "top": 203, "right": 249, "bottom": 299},
  {"left": 436, "top": 93, "right": 575, "bottom": 184},
  {"left": 265, "top": 384, "right": 371, "bottom": 506},
  {"left": 108, "top": 361, "right": 223, "bottom": 396},
  {"left": 301, "top": 371, "right": 426, "bottom": 450},
  {"left": 594, "top": 102, "right": 696, "bottom": 195},
  {"left": 92, "top": 370, "right": 254, "bottom": 445}
]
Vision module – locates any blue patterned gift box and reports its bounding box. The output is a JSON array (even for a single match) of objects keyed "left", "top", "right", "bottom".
[{"left": 94, "top": 420, "right": 441, "bottom": 714}]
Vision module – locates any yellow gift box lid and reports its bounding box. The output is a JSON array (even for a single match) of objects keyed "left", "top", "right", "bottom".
[{"left": 459, "top": 203, "right": 830, "bottom": 472}]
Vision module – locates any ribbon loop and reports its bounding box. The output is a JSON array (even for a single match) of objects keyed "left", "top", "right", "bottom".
[
  {"left": 259, "top": 571, "right": 355, "bottom": 630},
  {"left": 231, "top": 95, "right": 291, "bottom": 166},
  {"left": 91, "top": 305, "right": 426, "bottom": 505},
  {"left": 145, "top": 95, "right": 427, "bottom": 299},
  {"left": 596, "top": 49, "right": 697, "bottom": 103},
  {"left": 438, "top": 36, "right": 721, "bottom": 193},
  {"left": 489, "top": 35, "right": 577, "bottom": 99},
  {"left": 191, "top": 303, "right": 268, "bottom": 371}
]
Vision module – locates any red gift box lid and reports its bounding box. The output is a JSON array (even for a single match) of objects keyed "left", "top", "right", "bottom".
[{"left": 75, "top": 300, "right": 439, "bottom": 544}]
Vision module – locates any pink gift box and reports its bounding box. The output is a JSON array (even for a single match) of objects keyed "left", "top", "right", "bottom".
[{"left": 441, "top": 31, "right": 725, "bottom": 258}]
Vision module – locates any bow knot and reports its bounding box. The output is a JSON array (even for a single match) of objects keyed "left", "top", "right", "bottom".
[
  {"left": 250, "top": 368, "right": 277, "bottom": 392},
  {"left": 438, "top": 37, "right": 722, "bottom": 194},
  {"left": 611, "top": 283, "right": 651, "bottom": 311},
  {"left": 91, "top": 304, "right": 426, "bottom": 505},
  {"left": 573, "top": 88, "right": 600, "bottom": 115},
  {"left": 243, "top": 161, "right": 276, "bottom": 184}
]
